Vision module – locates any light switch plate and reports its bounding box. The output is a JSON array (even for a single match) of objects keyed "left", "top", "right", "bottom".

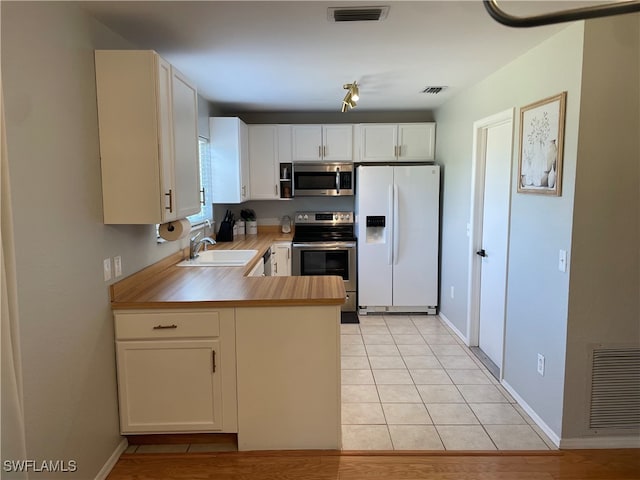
[
  {"left": 114, "top": 256, "right": 122, "bottom": 278},
  {"left": 558, "top": 249, "right": 567, "bottom": 272}
]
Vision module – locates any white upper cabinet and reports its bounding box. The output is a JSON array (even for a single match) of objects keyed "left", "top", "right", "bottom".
[
  {"left": 248, "top": 125, "right": 280, "bottom": 200},
  {"left": 210, "top": 117, "right": 250, "bottom": 204},
  {"left": 95, "top": 50, "right": 201, "bottom": 224},
  {"left": 359, "top": 123, "right": 435, "bottom": 162},
  {"left": 291, "top": 124, "right": 353, "bottom": 162}
]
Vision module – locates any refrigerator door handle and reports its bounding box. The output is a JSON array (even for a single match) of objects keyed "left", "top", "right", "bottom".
[
  {"left": 388, "top": 184, "right": 393, "bottom": 265},
  {"left": 393, "top": 184, "right": 399, "bottom": 265}
]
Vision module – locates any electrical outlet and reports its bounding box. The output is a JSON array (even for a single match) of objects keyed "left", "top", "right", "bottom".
[
  {"left": 114, "top": 256, "right": 122, "bottom": 278},
  {"left": 537, "top": 353, "right": 545, "bottom": 376},
  {"left": 103, "top": 258, "right": 112, "bottom": 282},
  {"left": 450, "top": 286, "right": 455, "bottom": 299}
]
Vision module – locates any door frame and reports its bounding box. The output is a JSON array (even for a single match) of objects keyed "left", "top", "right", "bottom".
[{"left": 466, "top": 108, "right": 515, "bottom": 379}]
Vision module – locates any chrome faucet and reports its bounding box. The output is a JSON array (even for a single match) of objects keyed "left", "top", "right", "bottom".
[{"left": 190, "top": 233, "right": 216, "bottom": 259}]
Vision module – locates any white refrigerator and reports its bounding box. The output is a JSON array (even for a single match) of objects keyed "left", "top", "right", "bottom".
[{"left": 356, "top": 164, "right": 440, "bottom": 314}]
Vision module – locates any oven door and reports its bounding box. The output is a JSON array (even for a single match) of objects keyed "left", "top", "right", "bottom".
[{"left": 291, "top": 241, "right": 356, "bottom": 292}]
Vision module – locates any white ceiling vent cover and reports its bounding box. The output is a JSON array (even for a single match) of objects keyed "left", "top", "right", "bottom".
[
  {"left": 328, "top": 6, "right": 390, "bottom": 22},
  {"left": 589, "top": 346, "right": 640, "bottom": 431}
]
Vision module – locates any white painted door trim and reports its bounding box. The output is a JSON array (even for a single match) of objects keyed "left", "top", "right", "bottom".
[{"left": 466, "top": 108, "right": 514, "bottom": 379}]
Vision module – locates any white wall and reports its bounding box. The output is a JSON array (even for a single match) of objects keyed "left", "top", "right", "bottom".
[
  {"left": 435, "top": 23, "right": 585, "bottom": 437},
  {"left": 1, "top": 2, "right": 186, "bottom": 477},
  {"left": 563, "top": 14, "right": 639, "bottom": 441}
]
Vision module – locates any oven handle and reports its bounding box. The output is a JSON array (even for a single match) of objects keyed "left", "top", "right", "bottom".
[{"left": 292, "top": 242, "right": 356, "bottom": 249}]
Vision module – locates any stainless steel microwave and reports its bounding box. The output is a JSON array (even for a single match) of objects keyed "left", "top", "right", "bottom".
[{"left": 292, "top": 162, "right": 354, "bottom": 196}]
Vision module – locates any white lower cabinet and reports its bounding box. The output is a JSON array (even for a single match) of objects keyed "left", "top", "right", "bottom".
[
  {"left": 114, "top": 309, "right": 237, "bottom": 434},
  {"left": 113, "top": 304, "right": 340, "bottom": 449},
  {"left": 271, "top": 242, "right": 291, "bottom": 276}
]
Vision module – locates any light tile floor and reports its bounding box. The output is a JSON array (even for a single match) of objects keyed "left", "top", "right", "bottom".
[{"left": 341, "top": 314, "right": 556, "bottom": 451}]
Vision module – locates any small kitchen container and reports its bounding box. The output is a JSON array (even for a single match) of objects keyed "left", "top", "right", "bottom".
[
  {"left": 236, "top": 220, "right": 245, "bottom": 235},
  {"left": 246, "top": 220, "right": 258, "bottom": 235}
]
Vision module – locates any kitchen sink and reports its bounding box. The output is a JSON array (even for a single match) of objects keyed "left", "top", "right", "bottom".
[{"left": 176, "top": 249, "right": 258, "bottom": 267}]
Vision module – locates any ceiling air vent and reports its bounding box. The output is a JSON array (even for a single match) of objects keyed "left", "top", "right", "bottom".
[
  {"left": 421, "top": 86, "right": 448, "bottom": 94},
  {"left": 328, "top": 6, "right": 390, "bottom": 22}
]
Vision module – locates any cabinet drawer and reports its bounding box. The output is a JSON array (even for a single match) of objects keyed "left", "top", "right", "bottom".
[{"left": 115, "top": 311, "right": 221, "bottom": 340}]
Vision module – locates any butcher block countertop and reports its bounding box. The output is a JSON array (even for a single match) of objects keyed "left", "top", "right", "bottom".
[{"left": 110, "top": 228, "right": 346, "bottom": 309}]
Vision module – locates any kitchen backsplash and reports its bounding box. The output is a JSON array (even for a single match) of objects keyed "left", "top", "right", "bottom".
[{"left": 213, "top": 197, "right": 355, "bottom": 229}]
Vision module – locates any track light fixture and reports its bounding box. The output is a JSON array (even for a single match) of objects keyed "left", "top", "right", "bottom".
[{"left": 341, "top": 81, "right": 359, "bottom": 112}]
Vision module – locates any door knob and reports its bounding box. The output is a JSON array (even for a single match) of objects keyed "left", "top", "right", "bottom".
[{"left": 476, "top": 249, "right": 487, "bottom": 257}]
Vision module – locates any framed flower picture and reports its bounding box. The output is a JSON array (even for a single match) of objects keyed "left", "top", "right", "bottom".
[{"left": 517, "top": 92, "right": 567, "bottom": 196}]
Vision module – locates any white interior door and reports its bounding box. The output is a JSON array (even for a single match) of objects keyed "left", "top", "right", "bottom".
[{"left": 472, "top": 113, "right": 513, "bottom": 371}]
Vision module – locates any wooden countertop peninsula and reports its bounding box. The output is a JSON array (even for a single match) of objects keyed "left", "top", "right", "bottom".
[{"left": 110, "top": 228, "right": 346, "bottom": 309}]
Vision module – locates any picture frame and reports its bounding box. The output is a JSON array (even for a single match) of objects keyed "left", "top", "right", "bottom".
[{"left": 517, "top": 92, "right": 567, "bottom": 196}]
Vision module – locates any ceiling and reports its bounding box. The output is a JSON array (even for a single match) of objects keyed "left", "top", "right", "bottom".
[{"left": 80, "top": 1, "right": 588, "bottom": 113}]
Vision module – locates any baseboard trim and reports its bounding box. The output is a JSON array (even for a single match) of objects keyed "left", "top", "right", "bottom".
[
  {"left": 95, "top": 438, "right": 128, "bottom": 480},
  {"left": 438, "top": 312, "right": 469, "bottom": 345},
  {"left": 500, "top": 380, "right": 561, "bottom": 448},
  {"left": 559, "top": 435, "right": 640, "bottom": 449}
]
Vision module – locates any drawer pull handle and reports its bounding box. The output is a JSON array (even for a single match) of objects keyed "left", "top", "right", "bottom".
[{"left": 153, "top": 324, "right": 178, "bottom": 330}]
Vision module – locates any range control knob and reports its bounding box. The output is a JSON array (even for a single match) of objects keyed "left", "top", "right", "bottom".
[
  {"left": 303, "top": 214, "right": 308, "bottom": 220},
  {"left": 297, "top": 214, "right": 303, "bottom": 221}
]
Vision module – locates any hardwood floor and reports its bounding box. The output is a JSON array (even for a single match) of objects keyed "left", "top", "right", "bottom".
[{"left": 107, "top": 449, "right": 640, "bottom": 479}]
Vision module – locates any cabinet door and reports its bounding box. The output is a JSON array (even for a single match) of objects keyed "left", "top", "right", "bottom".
[
  {"left": 239, "top": 121, "right": 250, "bottom": 201},
  {"left": 211, "top": 117, "right": 249, "bottom": 204},
  {"left": 248, "top": 125, "right": 279, "bottom": 200},
  {"left": 292, "top": 125, "right": 322, "bottom": 161},
  {"left": 272, "top": 243, "right": 291, "bottom": 276},
  {"left": 359, "top": 124, "right": 398, "bottom": 162},
  {"left": 323, "top": 125, "right": 353, "bottom": 161},
  {"left": 157, "top": 57, "right": 176, "bottom": 221},
  {"left": 397, "top": 123, "right": 436, "bottom": 161},
  {"left": 117, "top": 339, "right": 222, "bottom": 433},
  {"left": 171, "top": 67, "right": 201, "bottom": 218}
]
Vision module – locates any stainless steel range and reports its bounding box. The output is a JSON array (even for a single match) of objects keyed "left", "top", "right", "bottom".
[{"left": 292, "top": 211, "right": 356, "bottom": 313}]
